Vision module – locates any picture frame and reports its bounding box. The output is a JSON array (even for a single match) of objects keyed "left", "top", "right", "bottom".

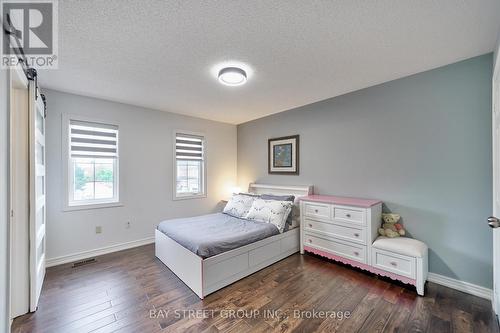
[{"left": 268, "top": 135, "right": 299, "bottom": 175}]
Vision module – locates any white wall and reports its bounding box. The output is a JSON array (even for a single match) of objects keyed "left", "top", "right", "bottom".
[{"left": 44, "top": 89, "right": 237, "bottom": 261}]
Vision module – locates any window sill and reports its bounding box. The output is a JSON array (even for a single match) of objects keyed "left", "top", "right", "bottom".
[
  {"left": 173, "top": 194, "right": 207, "bottom": 201},
  {"left": 63, "top": 202, "right": 123, "bottom": 212}
]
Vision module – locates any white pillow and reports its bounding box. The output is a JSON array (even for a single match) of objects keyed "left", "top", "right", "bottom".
[
  {"left": 223, "top": 193, "right": 256, "bottom": 218},
  {"left": 246, "top": 199, "right": 293, "bottom": 233}
]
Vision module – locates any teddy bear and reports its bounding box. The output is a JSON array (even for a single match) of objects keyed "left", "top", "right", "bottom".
[{"left": 378, "top": 213, "right": 406, "bottom": 238}]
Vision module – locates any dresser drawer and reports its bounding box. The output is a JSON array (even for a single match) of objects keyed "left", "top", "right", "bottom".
[
  {"left": 303, "top": 219, "right": 366, "bottom": 245},
  {"left": 333, "top": 206, "right": 365, "bottom": 225},
  {"left": 372, "top": 249, "right": 416, "bottom": 278},
  {"left": 303, "top": 202, "right": 331, "bottom": 220},
  {"left": 304, "top": 233, "right": 366, "bottom": 264}
]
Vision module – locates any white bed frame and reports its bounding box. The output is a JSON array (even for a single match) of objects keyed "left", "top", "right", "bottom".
[{"left": 155, "top": 183, "right": 313, "bottom": 299}]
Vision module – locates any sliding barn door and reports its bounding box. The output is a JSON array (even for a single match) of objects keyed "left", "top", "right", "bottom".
[{"left": 28, "top": 79, "right": 46, "bottom": 311}]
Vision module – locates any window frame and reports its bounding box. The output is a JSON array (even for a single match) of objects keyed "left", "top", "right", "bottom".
[
  {"left": 62, "top": 114, "right": 122, "bottom": 211},
  {"left": 173, "top": 130, "right": 207, "bottom": 200}
]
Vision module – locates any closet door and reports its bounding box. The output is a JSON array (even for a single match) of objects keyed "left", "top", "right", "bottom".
[{"left": 28, "top": 80, "right": 46, "bottom": 311}]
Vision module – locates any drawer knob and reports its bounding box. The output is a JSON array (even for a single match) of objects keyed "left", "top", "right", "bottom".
[
  {"left": 353, "top": 251, "right": 359, "bottom": 256},
  {"left": 390, "top": 261, "right": 398, "bottom": 267},
  {"left": 346, "top": 214, "right": 351, "bottom": 218},
  {"left": 308, "top": 223, "right": 312, "bottom": 227},
  {"left": 354, "top": 233, "right": 360, "bottom": 237},
  {"left": 315, "top": 209, "right": 319, "bottom": 213},
  {"left": 308, "top": 239, "right": 312, "bottom": 243}
]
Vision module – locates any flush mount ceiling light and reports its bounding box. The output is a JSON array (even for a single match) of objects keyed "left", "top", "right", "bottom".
[{"left": 218, "top": 67, "right": 247, "bottom": 86}]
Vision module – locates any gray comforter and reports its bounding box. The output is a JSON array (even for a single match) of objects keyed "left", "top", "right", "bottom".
[{"left": 157, "top": 213, "right": 279, "bottom": 258}]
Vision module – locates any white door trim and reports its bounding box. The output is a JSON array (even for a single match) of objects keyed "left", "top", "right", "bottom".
[{"left": 492, "top": 40, "right": 500, "bottom": 314}]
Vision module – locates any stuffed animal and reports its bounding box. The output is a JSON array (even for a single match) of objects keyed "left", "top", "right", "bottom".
[{"left": 378, "top": 213, "right": 406, "bottom": 238}]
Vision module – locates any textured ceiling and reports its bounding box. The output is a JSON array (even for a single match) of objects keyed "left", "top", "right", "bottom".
[{"left": 39, "top": 1, "right": 500, "bottom": 124}]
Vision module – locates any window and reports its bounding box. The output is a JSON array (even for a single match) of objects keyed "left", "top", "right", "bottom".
[
  {"left": 174, "top": 132, "right": 205, "bottom": 199},
  {"left": 68, "top": 120, "right": 119, "bottom": 207}
]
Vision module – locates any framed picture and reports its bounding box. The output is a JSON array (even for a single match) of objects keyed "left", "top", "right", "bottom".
[{"left": 268, "top": 135, "right": 299, "bottom": 175}]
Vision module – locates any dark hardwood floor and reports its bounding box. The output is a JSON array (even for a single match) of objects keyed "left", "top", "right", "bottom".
[{"left": 12, "top": 244, "right": 499, "bottom": 333}]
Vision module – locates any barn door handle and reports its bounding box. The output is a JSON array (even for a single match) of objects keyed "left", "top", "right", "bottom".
[{"left": 488, "top": 216, "right": 500, "bottom": 228}]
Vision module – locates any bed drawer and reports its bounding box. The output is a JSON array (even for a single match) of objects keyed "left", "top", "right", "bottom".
[
  {"left": 304, "top": 233, "right": 366, "bottom": 264},
  {"left": 333, "top": 206, "right": 365, "bottom": 225},
  {"left": 204, "top": 252, "right": 249, "bottom": 283},
  {"left": 303, "top": 202, "right": 331, "bottom": 220},
  {"left": 304, "top": 219, "right": 366, "bottom": 245},
  {"left": 372, "top": 248, "right": 415, "bottom": 278},
  {"left": 249, "top": 241, "right": 281, "bottom": 267}
]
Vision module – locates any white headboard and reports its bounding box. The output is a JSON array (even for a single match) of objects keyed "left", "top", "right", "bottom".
[{"left": 248, "top": 183, "right": 313, "bottom": 199}]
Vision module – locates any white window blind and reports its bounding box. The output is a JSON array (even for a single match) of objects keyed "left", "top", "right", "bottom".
[
  {"left": 175, "top": 134, "right": 203, "bottom": 160},
  {"left": 174, "top": 133, "right": 205, "bottom": 199},
  {"left": 66, "top": 119, "right": 119, "bottom": 207},
  {"left": 70, "top": 120, "right": 118, "bottom": 159}
]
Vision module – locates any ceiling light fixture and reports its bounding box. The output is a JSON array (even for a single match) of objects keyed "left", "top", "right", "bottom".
[{"left": 218, "top": 67, "right": 247, "bottom": 86}]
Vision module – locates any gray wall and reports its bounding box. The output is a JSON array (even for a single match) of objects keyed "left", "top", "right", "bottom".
[
  {"left": 238, "top": 54, "right": 493, "bottom": 288},
  {"left": 0, "top": 68, "right": 9, "bottom": 332},
  {"left": 45, "top": 90, "right": 237, "bottom": 260}
]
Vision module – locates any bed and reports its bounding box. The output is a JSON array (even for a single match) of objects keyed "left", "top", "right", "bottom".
[{"left": 155, "top": 183, "right": 313, "bottom": 299}]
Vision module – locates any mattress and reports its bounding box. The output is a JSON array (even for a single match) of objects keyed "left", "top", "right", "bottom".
[{"left": 157, "top": 213, "right": 280, "bottom": 258}]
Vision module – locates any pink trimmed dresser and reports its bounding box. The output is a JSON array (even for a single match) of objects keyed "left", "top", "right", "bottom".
[{"left": 299, "top": 195, "right": 427, "bottom": 296}]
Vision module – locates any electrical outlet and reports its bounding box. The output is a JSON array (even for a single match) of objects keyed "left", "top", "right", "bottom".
[
  {"left": 95, "top": 226, "right": 102, "bottom": 234},
  {"left": 126, "top": 221, "right": 131, "bottom": 229}
]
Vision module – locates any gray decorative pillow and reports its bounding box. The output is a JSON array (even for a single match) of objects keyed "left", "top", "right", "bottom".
[
  {"left": 246, "top": 199, "right": 293, "bottom": 233},
  {"left": 237, "top": 192, "right": 259, "bottom": 197},
  {"left": 260, "top": 194, "right": 295, "bottom": 201},
  {"left": 223, "top": 193, "right": 256, "bottom": 218}
]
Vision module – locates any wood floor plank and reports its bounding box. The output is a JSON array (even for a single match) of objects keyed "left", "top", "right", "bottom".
[
  {"left": 334, "top": 280, "right": 388, "bottom": 332},
  {"left": 404, "top": 293, "right": 435, "bottom": 333},
  {"left": 382, "top": 305, "right": 412, "bottom": 333},
  {"left": 428, "top": 314, "right": 451, "bottom": 333},
  {"left": 316, "top": 282, "right": 371, "bottom": 332},
  {"left": 283, "top": 276, "right": 356, "bottom": 332},
  {"left": 451, "top": 309, "right": 473, "bottom": 333},
  {"left": 11, "top": 244, "right": 499, "bottom": 333},
  {"left": 358, "top": 299, "right": 394, "bottom": 333}
]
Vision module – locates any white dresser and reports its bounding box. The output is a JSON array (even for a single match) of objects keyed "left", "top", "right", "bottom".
[
  {"left": 300, "top": 195, "right": 382, "bottom": 267},
  {"left": 299, "top": 194, "right": 427, "bottom": 296}
]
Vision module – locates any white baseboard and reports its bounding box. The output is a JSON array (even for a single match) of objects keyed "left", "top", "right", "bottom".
[
  {"left": 428, "top": 272, "right": 493, "bottom": 300},
  {"left": 46, "top": 237, "right": 155, "bottom": 268}
]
